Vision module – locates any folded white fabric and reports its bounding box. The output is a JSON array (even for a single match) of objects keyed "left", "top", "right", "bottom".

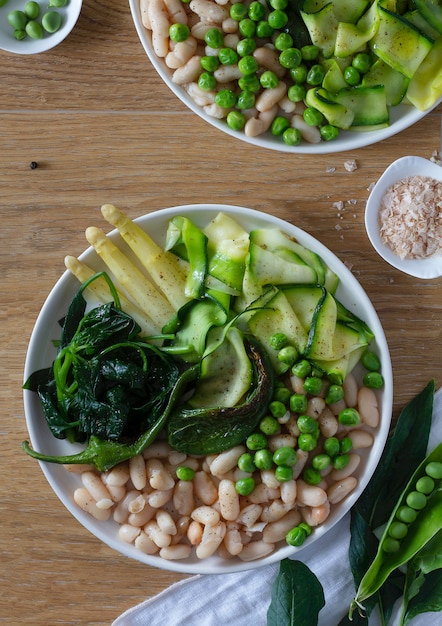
[{"left": 113, "top": 388, "right": 442, "bottom": 626}]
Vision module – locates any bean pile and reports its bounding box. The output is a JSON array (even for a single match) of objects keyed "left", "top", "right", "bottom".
[{"left": 69, "top": 368, "right": 381, "bottom": 562}]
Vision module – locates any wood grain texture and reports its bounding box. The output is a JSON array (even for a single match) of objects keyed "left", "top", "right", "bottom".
[{"left": 1, "top": 1, "right": 441, "bottom": 624}]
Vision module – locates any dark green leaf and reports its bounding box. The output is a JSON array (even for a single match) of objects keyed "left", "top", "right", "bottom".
[
  {"left": 403, "top": 569, "right": 442, "bottom": 625},
  {"left": 267, "top": 559, "right": 325, "bottom": 626},
  {"left": 60, "top": 286, "right": 88, "bottom": 348}
]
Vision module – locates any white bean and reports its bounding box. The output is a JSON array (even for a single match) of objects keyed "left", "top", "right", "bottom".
[
  {"left": 222, "top": 17, "right": 238, "bottom": 34},
  {"left": 292, "top": 449, "right": 309, "bottom": 480},
  {"left": 223, "top": 527, "right": 243, "bottom": 556},
  {"left": 291, "top": 115, "right": 321, "bottom": 144},
  {"left": 296, "top": 479, "right": 327, "bottom": 507},
  {"left": 260, "top": 469, "right": 280, "bottom": 489},
  {"left": 74, "top": 488, "right": 111, "bottom": 521},
  {"left": 140, "top": 0, "right": 151, "bottom": 29},
  {"left": 118, "top": 523, "right": 141, "bottom": 544},
  {"left": 290, "top": 375, "right": 307, "bottom": 395},
  {"left": 330, "top": 453, "right": 361, "bottom": 481},
  {"left": 348, "top": 429, "right": 374, "bottom": 449},
  {"left": 128, "top": 503, "right": 156, "bottom": 527},
  {"left": 81, "top": 470, "right": 113, "bottom": 504},
  {"left": 306, "top": 396, "right": 325, "bottom": 418},
  {"left": 160, "top": 544, "right": 192, "bottom": 560},
  {"left": 63, "top": 463, "right": 95, "bottom": 473},
  {"left": 187, "top": 520, "right": 203, "bottom": 545},
  {"left": 285, "top": 416, "right": 300, "bottom": 437},
  {"left": 358, "top": 387, "right": 380, "bottom": 428},
  {"left": 186, "top": 82, "right": 216, "bottom": 107},
  {"left": 165, "top": 37, "right": 198, "bottom": 69},
  {"left": 300, "top": 501, "right": 331, "bottom": 527},
  {"left": 193, "top": 471, "right": 218, "bottom": 504},
  {"left": 209, "top": 446, "right": 246, "bottom": 477},
  {"left": 172, "top": 55, "right": 203, "bottom": 85},
  {"left": 268, "top": 433, "right": 296, "bottom": 452},
  {"left": 327, "top": 476, "right": 358, "bottom": 504},
  {"left": 213, "top": 64, "right": 243, "bottom": 82},
  {"left": 237, "top": 539, "right": 275, "bottom": 561},
  {"left": 280, "top": 480, "right": 297, "bottom": 505},
  {"left": 244, "top": 105, "right": 277, "bottom": 137},
  {"left": 262, "top": 509, "right": 301, "bottom": 543},
  {"left": 191, "top": 505, "right": 220, "bottom": 526},
  {"left": 129, "top": 455, "right": 147, "bottom": 491},
  {"left": 236, "top": 503, "right": 263, "bottom": 528},
  {"left": 261, "top": 499, "right": 294, "bottom": 523},
  {"left": 146, "top": 458, "right": 175, "bottom": 491},
  {"left": 173, "top": 480, "right": 195, "bottom": 516},
  {"left": 128, "top": 494, "right": 147, "bottom": 514},
  {"left": 148, "top": 0, "right": 170, "bottom": 58},
  {"left": 343, "top": 373, "right": 358, "bottom": 407},
  {"left": 189, "top": 0, "right": 228, "bottom": 23},
  {"left": 218, "top": 479, "right": 240, "bottom": 521},
  {"left": 196, "top": 521, "right": 226, "bottom": 559},
  {"left": 146, "top": 488, "right": 174, "bottom": 508},
  {"left": 318, "top": 408, "right": 338, "bottom": 437},
  {"left": 255, "top": 82, "right": 287, "bottom": 112},
  {"left": 156, "top": 510, "right": 177, "bottom": 535},
  {"left": 104, "top": 481, "right": 126, "bottom": 503},
  {"left": 113, "top": 490, "right": 140, "bottom": 524},
  {"left": 163, "top": 0, "right": 188, "bottom": 23},
  {"left": 253, "top": 47, "right": 286, "bottom": 77},
  {"left": 247, "top": 483, "right": 279, "bottom": 504},
  {"left": 103, "top": 463, "right": 130, "bottom": 487},
  {"left": 168, "top": 450, "right": 187, "bottom": 466},
  {"left": 144, "top": 520, "right": 172, "bottom": 548},
  {"left": 143, "top": 440, "right": 171, "bottom": 459},
  {"left": 134, "top": 530, "right": 159, "bottom": 554},
  {"left": 204, "top": 103, "right": 229, "bottom": 119}
]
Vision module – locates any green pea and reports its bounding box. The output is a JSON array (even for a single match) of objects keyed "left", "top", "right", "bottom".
[
  {"left": 274, "top": 32, "right": 293, "bottom": 51},
  {"left": 246, "top": 432, "right": 268, "bottom": 451},
  {"left": 169, "top": 23, "right": 190, "bottom": 42},
  {"left": 361, "top": 350, "right": 381, "bottom": 372},
  {"left": 298, "top": 522, "right": 312, "bottom": 536},
  {"left": 26, "top": 19, "right": 43, "bottom": 39},
  {"left": 236, "top": 37, "right": 256, "bottom": 57},
  {"left": 238, "top": 74, "right": 261, "bottom": 92},
  {"left": 283, "top": 127, "right": 302, "bottom": 146},
  {"left": 270, "top": 0, "right": 288, "bottom": 8},
  {"left": 325, "top": 384, "right": 344, "bottom": 405},
  {"left": 340, "top": 436, "right": 353, "bottom": 454},
  {"left": 416, "top": 476, "right": 435, "bottom": 494},
  {"left": 279, "top": 47, "right": 302, "bottom": 69},
  {"left": 291, "top": 359, "right": 311, "bottom": 378},
  {"left": 324, "top": 437, "right": 340, "bottom": 458},
  {"left": 301, "top": 44, "right": 319, "bottom": 60},
  {"left": 24, "top": 1, "right": 40, "bottom": 19},
  {"left": 388, "top": 521, "right": 408, "bottom": 540},
  {"left": 255, "top": 20, "right": 274, "bottom": 38},
  {"left": 396, "top": 506, "right": 417, "bottom": 524},
  {"left": 238, "top": 18, "right": 256, "bottom": 38},
  {"left": 238, "top": 54, "right": 259, "bottom": 76},
  {"left": 200, "top": 56, "right": 219, "bottom": 72},
  {"left": 260, "top": 70, "right": 279, "bottom": 89},
  {"left": 204, "top": 27, "right": 223, "bottom": 49},
  {"left": 312, "top": 453, "right": 331, "bottom": 471},
  {"left": 278, "top": 345, "right": 298, "bottom": 365},
  {"left": 275, "top": 465, "right": 294, "bottom": 482},
  {"left": 269, "top": 332, "right": 287, "bottom": 350},
  {"left": 215, "top": 89, "right": 237, "bottom": 108},
  {"left": 198, "top": 72, "right": 216, "bottom": 91},
  {"left": 333, "top": 454, "right": 349, "bottom": 471},
  {"left": 286, "top": 526, "right": 307, "bottom": 546},
  {"left": 344, "top": 66, "right": 361, "bottom": 86},
  {"left": 226, "top": 111, "right": 246, "bottom": 131},
  {"left": 298, "top": 433, "right": 317, "bottom": 452},
  {"left": 248, "top": 0, "right": 266, "bottom": 21},
  {"left": 303, "top": 467, "right": 322, "bottom": 485},
  {"left": 306, "top": 64, "right": 325, "bottom": 85},
  {"left": 338, "top": 407, "right": 361, "bottom": 426},
  {"left": 406, "top": 490, "right": 427, "bottom": 510},
  {"left": 218, "top": 47, "right": 238, "bottom": 65},
  {"left": 236, "top": 90, "right": 254, "bottom": 110},
  {"left": 320, "top": 124, "right": 339, "bottom": 142},
  {"left": 383, "top": 537, "right": 400, "bottom": 553},
  {"left": 235, "top": 477, "right": 255, "bottom": 496},
  {"left": 273, "top": 386, "right": 291, "bottom": 404},
  {"left": 259, "top": 415, "right": 280, "bottom": 436},
  {"left": 271, "top": 116, "right": 290, "bottom": 136},
  {"left": 363, "top": 372, "right": 384, "bottom": 389},
  {"left": 254, "top": 448, "right": 274, "bottom": 470},
  {"left": 273, "top": 446, "right": 297, "bottom": 467},
  {"left": 290, "top": 64, "right": 308, "bottom": 84},
  {"left": 268, "top": 9, "right": 288, "bottom": 29},
  {"left": 175, "top": 466, "right": 195, "bottom": 481},
  {"left": 8, "top": 10, "right": 28, "bottom": 30},
  {"left": 14, "top": 28, "right": 27, "bottom": 40},
  {"left": 425, "top": 461, "right": 442, "bottom": 480},
  {"left": 303, "top": 107, "right": 323, "bottom": 127},
  {"left": 303, "top": 376, "right": 322, "bottom": 395},
  {"left": 42, "top": 11, "right": 62, "bottom": 33},
  {"left": 237, "top": 452, "right": 256, "bottom": 473},
  {"left": 297, "top": 415, "right": 318, "bottom": 434},
  {"left": 230, "top": 2, "right": 248, "bottom": 21},
  {"left": 289, "top": 393, "right": 307, "bottom": 414},
  {"left": 352, "top": 52, "right": 371, "bottom": 73},
  {"left": 49, "top": 0, "right": 68, "bottom": 6},
  {"left": 269, "top": 400, "right": 287, "bottom": 419},
  {"left": 287, "top": 84, "right": 306, "bottom": 102}
]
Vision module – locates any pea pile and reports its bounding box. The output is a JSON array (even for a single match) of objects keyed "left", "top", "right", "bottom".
[{"left": 4, "top": 0, "right": 67, "bottom": 41}]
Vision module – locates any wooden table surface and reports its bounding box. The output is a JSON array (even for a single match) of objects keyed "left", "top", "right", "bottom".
[{"left": 1, "top": 1, "right": 441, "bottom": 624}]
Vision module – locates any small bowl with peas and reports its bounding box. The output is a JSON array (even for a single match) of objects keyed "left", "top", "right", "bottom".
[
  {"left": 129, "top": 0, "right": 441, "bottom": 153},
  {"left": 0, "top": 0, "right": 82, "bottom": 54}
]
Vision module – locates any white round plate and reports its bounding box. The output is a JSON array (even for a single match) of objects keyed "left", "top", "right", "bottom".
[
  {"left": 0, "top": 0, "right": 82, "bottom": 55},
  {"left": 365, "top": 156, "right": 442, "bottom": 279},
  {"left": 23, "top": 204, "right": 393, "bottom": 574},
  {"left": 128, "top": 0, "right": 440, "bottom": 154}
]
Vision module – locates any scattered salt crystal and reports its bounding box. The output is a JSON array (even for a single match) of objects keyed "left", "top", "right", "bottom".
[
  {"left": 344, "top": 159, "right": 357, "bottom": 172},
  {"left": 332, "top": 201, "right": 344, "bottom": 210},
  {"left": 326, "top": 166, "right": 336, "bottom": 173},
  {"left": 335, "top": 223, "right": 343, "bottom": 231}
]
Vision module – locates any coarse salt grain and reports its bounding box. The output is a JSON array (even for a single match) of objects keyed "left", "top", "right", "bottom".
[{"left": 378, "top": 175, "right": 442, "bottom": 260}]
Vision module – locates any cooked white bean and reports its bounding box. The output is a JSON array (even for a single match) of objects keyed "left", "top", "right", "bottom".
[
  {"left": 278, "top": 95, "right": 297, "bottom": 113},
  {"left": 149, "top": 0, "right": 170, "bottom": 58},
  {"left": 187, "top": 520, "right": 203, "bottom": 545},
  {"left": 140, "top": 0, "right": 151, "bottom": 29},
  {"left": 196, "top": 521, "right": 226, "bottom": 559},
  {"left": 172, "top": 55, "right": 203, "bottom": 85},
  {"left": 268, "top": 433, "right": 297, "bottom": 452},
  {"left": 218, "top": 479, "right": 240, "bottom": 521},
  {"left": 118, "top": 523, "right": 141, "bottom": 544},
  {"left": 189, "top": 0, "right": 228, "bottom": 23},
  {"left": 253, "top": 47, "right": 286, "bottom": 77},
  {"left": 222, "top": 16, "right": 238, "bottom": 33},
  {"left": 261, "top": 499, "right": 294, "bottom": 523},
  {"left": 165, "top": 37, "right": 198, "bottom": 69},
  {"left": 163, "top": 0, "right": 188, "bottom": 23},
  {"left": 255, "top": 81, "right": 287, "bottom": 112},
  {"left": 204, "top": 103, "right": 229, "bottom": 119},
  {"left": 134, "top": 530, "right": 159, "bottom": 554},
  {"left": 128, "top": 502, "right": 156, "bottom": 527},
  {"left": 128, "top": 494, "right": 147, "bottom": 514},
  {"left": 193, "top": 471, "right": 218, "bottom": 504},
  {"left": 296, "top": 479, "right": 327, "bottom": 507},
  {"left": 292, "top": 449, "right": 309, "bottom": 480},
  {"left": 236, "top": 503, "right": 263, "bottom": 528},
  {"left": 95, "top": 498, "right": 114, "bottom": 510},
  {"left": 343, "top": 373, "right": 358, "bottom": 407},
  {"left": 247, "top": 483, "right": 279, "bottom": 504},
  {"left": 331, "top": 453, "right": 361, "bottom": 481},
  {"left": 190, "top": 20, "right": 216, "bottom": 41},
  {"left": 176, "top": 515, "right": 191, "bottom": 536},
  {"left": 238, "top": 539, "right": 275, "bottom": 561},
  {"left": 146, "top": 458, "right": 175, "bottom": 491},
  {"left": 191, "top": 505, "right": 220, "bottom": 526},
  {"left": 328, "top": 476, "right": 358, "bottom": 504},
  {"left": 291, "top": 114, "right": 321, "bottom": 143},
  {"left": 280, "top": 480, "right": 297, "bottom": 505},
  {"left": 244, "top": 105, "right": 277, "bottom": 137},
  {"left": 223, "top": 526, "right": 243, "bottom": 556},
  {"left": 260, "top": 469, "right": 280, "bottom": 489},
  {"left": 64, "top": 463, "right": 95, "bottom": 473},
  {"left": 318, "top": 408, "right": 338, "bottom": 438},
  {"left": 74, "top": 488, "right": 111, "bottom": 521},
  {"left": 213, "top": 64, "right": 243, "bottom": 83},
  {"left": 209, "top": 446, "right": 246, "bottom": 477},
  {"left": 168, "top": 450, "right": 187, "bottom": 466},
  {"left": 113, "top": 490, "right": 141, "bottom": 524},
  {"left": 300, "top": 501, "right": 331, "bottom": 527},
  {"left": 173, "top": 479, "right": 195, "bottom": 516},
  {"left": 129, "top": 455, "right": 147, "bottom": 491},
  {"left": 160, "top": 544, "right": 192, "bottom": 560},
  {"left": 262, "top": 509, "right": 301, "bottom": 543},
  {"left": 285, "top": 416, "right": 299, "bottom": 437},
  {"left": 144, "top": 519, "right": 172, "bottom": 548},
  {"left": 306, "top": 396, "right": 325, "bottom": 418},
  {"left": 146, "top": 488, "right": 174, "bottom": 508},
  {"left": 328, "top": 398, "right": 346, "bottom": 416},
  {"left": 143, "top": 440, "right": 171, "bottom": 459},
  {"left": 348, "top": 429, "right": 374, "bottom": 449},
  {"left": 290, "top": 375, "right": 307, "bottom": 395},
  {"left": 103, "top": 463, "right": 130, "bottom": 487},
  {"left": 81, "top": 470, "right": 113, "bottom": 503},
  {"left": 358, "top": 386, "right": 380, "bottom": 428},
  {"left": 156, "top": 510, "right": 177, "bottom": 535}
]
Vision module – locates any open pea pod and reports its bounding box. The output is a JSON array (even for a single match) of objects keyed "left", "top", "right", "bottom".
[{"left": 350, "top": 441, "right": 442, "bottom": 618}]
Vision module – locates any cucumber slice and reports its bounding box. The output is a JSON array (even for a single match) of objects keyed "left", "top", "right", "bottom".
[
  {"left": 305, "top": 87, "right": 354, "bottom": 129},
  {"left": 301, "top": 2, "right": 339, "bottom": 58},
  {"left": 281, "top": 284, "right": 325, "bottom": 330},
  {"left": 331, "top": 85, "right": 389, "bottom": 126},
  {"left": 415, "top": 0, "right": 442, "bottom": 35},
  {"left": 362, "top": 58, "right": 409, "bottom": 106}
]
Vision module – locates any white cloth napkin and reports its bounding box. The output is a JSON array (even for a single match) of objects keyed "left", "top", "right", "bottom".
[{"left": 113, "top": 388, "right": 442, "bottom": 626}]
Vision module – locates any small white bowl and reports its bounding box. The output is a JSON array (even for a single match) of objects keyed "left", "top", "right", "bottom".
[
  {"left": 0, "top": 0, "right": 82, "bottom": 55},
  {"left": 365, "top": 156, "right": 442, "bottom": 279},
  {"left": 23, "top": 204, "right": 393, "bottom": 575}
]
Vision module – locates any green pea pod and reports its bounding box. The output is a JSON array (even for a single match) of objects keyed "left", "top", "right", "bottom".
[{"left": 350, "top": 441, "right": 442, "bottom": 618}]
